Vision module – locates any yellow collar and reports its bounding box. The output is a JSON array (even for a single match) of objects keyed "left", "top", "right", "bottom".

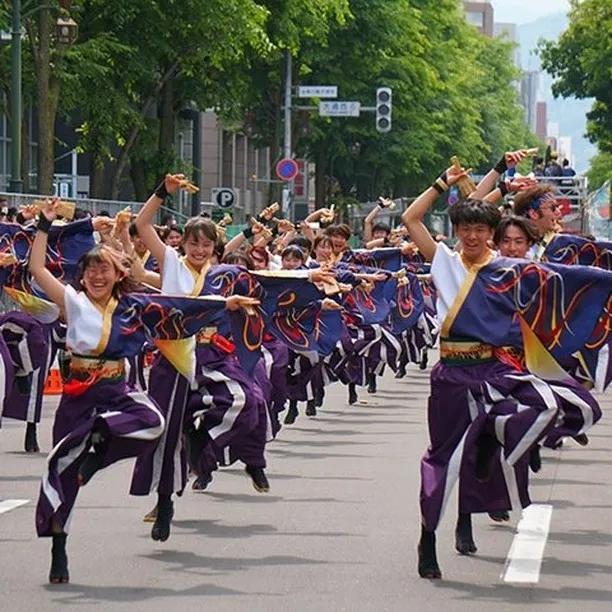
[
  {"left": 181, "top": 257, "right": 211, "bottom": 296},
  {"left": 459, "top": 249, "right": 496, "bottom": 272}
]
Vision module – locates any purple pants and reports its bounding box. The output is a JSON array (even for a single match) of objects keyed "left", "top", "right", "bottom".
[
  {"left": 36, "top": 378, "right": 164, "bottom": 536},
  {"left": 421, "top": 359, "right": 564, "bottom": 532},
  {"left": 188, "top": 345, "right": 267, "bottom": 473},
  {"left": 131, "top": 355, "right": 190, "bottom": 496},
  {"left": 1, "top": 313, "right": 50, "bottom": 425}
]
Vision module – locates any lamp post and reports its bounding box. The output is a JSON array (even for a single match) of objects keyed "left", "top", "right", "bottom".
[
  {"left": 9, "top": 0, "right": 22, "bottom": 193},
  {"left": 8, "top": 0, "right": 78, "bottom": 194}
]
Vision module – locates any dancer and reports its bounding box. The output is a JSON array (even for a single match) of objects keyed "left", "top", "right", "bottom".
[
  {"left": 131, "top": 175, "right": 269, "bottom": 543},
  {"left": 401, "top": 152, "right": 596, "bottom": 579},
  {"left": 32, "top": 199, "right": 235, "bottom": 583}
]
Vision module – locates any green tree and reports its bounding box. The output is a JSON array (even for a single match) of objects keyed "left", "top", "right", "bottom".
[
  {"left": 288, "top": 0, "right": 536, "bottom": 207},
  {"left": 539, "top": 0, "right": 612, "bottom": 153},
  {"left": 72, "top": 0, "right": 271, "bottom": 200},
  {"left": 587, "top": 150, "right": 612, "bottom": 190},
  {"left": 240, "top": 0, "right": 352, "bottom": 203}
]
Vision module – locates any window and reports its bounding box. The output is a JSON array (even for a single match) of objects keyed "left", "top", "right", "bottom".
[{"left": 466, "top": 11, "right": 484, "bottom": 27}]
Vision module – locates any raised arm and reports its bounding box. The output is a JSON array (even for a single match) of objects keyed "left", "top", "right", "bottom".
[
  {"left": 224, "top": 219, "right": 265, "bottom": 254},
  {"left": 485, "top": 176, "right": 540, "bottom": 206},
  {"left": 29, "top": 200, "right": 67, "bottom": 309},
  {"left": 470, "top": 149, "right": 532, "bottom": 200},
  {"left": 401, "top": 167, "right": 469, "bottom": 262},
  {"left": 130, "top": 256, "right": 162, "bottom": 289},
  {"left": 305, "top": 207, "right": 332, "bottom": 225},
  {"left": 365, "top": 237, "right": 386, "bottom": 249},
  {"left": 135, "top": 174, "right": 185, "bottom": 271},
  {"left": 299, "top": 220, "right": 316, "bottom": 243},
  {"left": 363, "top": 204, "right": 382, "bottom": 243}
]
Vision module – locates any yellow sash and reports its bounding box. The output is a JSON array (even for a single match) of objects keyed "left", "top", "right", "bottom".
[
  {"left": 181, "top": 257, "right": 210, "bottom": 296},
  {"left": 440, "top": 249, "right": 496, "bottom": 338}
]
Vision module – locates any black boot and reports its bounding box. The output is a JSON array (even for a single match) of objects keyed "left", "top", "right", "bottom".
[
  {"left": 367, "top": 373, "right": 377, "bottom": 394},
  {"left": 77, "top": 437, "right": 107, "bottom": 486},
  {"left": 284, "top": 400, "right": 298, "bottom": 425},
  {"left": 314, "top": 387, "right": 325, "bottom": 408},
  {"left": 529, "top": 444, "right": 542, "bottom": 473},
  {"left": 395, "top": 363, "right": 407, "bottom": 379},
  {"left": 418, "top": 527, "right": 442, "bottom": 579},
  {"left": 305, "top": 400, "right": 317, "bottom": 417},
  {"left": 151, "top": 495, "right": 174, "bottom": 542},
  {"left": 49, "top": 533, "right": 69, "bottom": 584},
  {"left": 348, "top": 384, "right": 358, "bottom": 405},
  {"left": 455, "top": 513, "right": 477, "bottom": 555},
  {"left": 25, "top": 422, "right": 40, "bottom": 453},
  {"left": 475, "top": 433, "right": 499, "bottom": 482},
  {"left": 419, "top": 349, "right": 429, "bottom": 370},
  {"left": 488, "top": 510, "right": 510, "bottom": 522},
  {"left": 185, "top": 424, "right": 208, "bottom": 475},
  {"left": 572, "top": 433, "right": 589, "bottom": 446},
  {"left": 245, "top": 465, "right": 270, "bottom": 493},
  {"left": 192, "top": 472, "right": 213, "bottom": 491}
]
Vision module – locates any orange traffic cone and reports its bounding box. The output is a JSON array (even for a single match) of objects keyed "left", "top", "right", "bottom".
[{"left": 44, "top": 369, "right": 63, "bottom": 395}]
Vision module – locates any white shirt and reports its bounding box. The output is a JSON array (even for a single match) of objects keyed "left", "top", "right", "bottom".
[
  {"left": 64, "top": 285, "right": 106, "bottom": 355},
  {"left": 430, "top": 243, "right": 469, "bottom": 324},
  {"left": 161, "top": 246, "right": 197, "bottom": 295}
]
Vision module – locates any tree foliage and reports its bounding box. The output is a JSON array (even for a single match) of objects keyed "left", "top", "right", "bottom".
[
  {"left": 539, "top": 0, "right": 612, "bottom": 153},
  {"left": 1, "top": 0, "right": 537, "bottom": 204},
  {"left": 288, "top": 0, "right": 537, "bottom": 204},
  {"left": 586, "top": 151, "right": 612, "bottom": 191}
]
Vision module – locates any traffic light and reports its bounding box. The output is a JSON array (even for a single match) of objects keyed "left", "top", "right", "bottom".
[{"left": 376, "top": 87, "right": 392, "bottom": 133}]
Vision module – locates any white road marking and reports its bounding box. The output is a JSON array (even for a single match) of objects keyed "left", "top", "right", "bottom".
[
  {"left": 502, "top": 503, "right": 553, "bottom": 583},
  {"left": 0, "top": 499, "right": 30, "bottom": 515}
]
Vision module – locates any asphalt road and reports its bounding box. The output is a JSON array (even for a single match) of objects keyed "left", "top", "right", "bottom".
[{"left": 1, "top": 362, "right": 611, "bottom": 612}]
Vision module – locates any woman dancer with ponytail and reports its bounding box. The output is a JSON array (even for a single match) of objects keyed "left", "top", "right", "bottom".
[
  {"left": 131, "top": 175, "right": 269, "bottom": 542},
  {"left": 32, "top": 199, "right": 235, "bottom": 584}
]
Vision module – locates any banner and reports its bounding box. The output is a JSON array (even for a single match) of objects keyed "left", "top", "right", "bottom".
[{"left": 586, "top": 180, "right": 611, "bottom": 240}]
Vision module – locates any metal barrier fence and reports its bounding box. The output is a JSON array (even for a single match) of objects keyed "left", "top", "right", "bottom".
[
  {"left": 0, "top": 191, "right": 191, "bottom": 225},
  {"left": 536, "top": 175, "right": 588, "bottom": 231},
  {"left": 349, "top": 175, "right": 589, "bottom": 236}
]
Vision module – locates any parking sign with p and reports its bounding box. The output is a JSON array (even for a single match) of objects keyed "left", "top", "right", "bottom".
[{"left": 212, "top": 188, "right": 236, "bottom": 209}]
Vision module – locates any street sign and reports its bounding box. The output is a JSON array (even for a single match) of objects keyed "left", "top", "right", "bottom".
[
  {"left": 212, "top": 187, "right": 236, "bottom": 208},
  {"left": 276, "top": 158, "right": 299, "bottom": 182},
  {"left": 298, "top": 86, "right": 338, "bottom": 98},
  {"left": 319, "top": 101, "right": 361, "bottom": 117},
  {"left": 294, "top": 159, "right": 307, "bottom": 199}
]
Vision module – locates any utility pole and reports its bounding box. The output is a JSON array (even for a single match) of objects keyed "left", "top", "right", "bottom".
[
  {"left": 9, "top": 0, "right": 23, "bottom": 193},
  {"left": 282, "top": 50, "right": 292, "bottom": 217}
]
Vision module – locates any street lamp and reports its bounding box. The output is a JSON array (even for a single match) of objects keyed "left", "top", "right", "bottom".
[
  {"left": 56, "top": 16, "right": 78, "bottom": 46},
  {"left": 8, "top": 0, "right": 78, "bottom": 193}
]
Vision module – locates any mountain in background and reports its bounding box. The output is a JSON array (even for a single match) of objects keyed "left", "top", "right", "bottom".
[{"left": 517, "top": 13, "right": 596, "bottom": 172}]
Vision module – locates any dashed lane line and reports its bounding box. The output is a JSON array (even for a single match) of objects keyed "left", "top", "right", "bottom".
[
  {"left": 502, "top": 503, "right": 553, "bottom": 583},
  {"left": 0, "top": 499, "right": 30, "bottom": 515}
]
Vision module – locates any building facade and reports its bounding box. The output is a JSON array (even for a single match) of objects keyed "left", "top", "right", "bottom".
[{"left": 463, "top": 1, "right": 495, "bottom": 37}]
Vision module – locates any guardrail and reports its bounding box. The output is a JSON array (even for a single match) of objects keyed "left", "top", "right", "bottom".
[
  {"left": 349, "top": 175, "right": 589, "bottom": 234},
  {"left": 0, "top": 191, "right": 191, "bottom": 225}
]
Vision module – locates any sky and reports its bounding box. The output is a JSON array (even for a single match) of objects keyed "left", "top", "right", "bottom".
[{"left": 490, "top": 0, "right": 570, "bottom": 24}]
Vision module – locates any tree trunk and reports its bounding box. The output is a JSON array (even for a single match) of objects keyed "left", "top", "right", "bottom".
[
  {"left": 110, "top": 59, "right": 181, "bottom": 199},
  {"left": 89, "top": 147, "right": 106, "bottom": 199},
  {"left": 158, "top": 76, "right": 175, "bottom": 160},
  {"left": 315, "top": 147, "right": 326, "bottom": 208},
  {"left": 129, "top": 157, "right": 148, "bottom": 203}
]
